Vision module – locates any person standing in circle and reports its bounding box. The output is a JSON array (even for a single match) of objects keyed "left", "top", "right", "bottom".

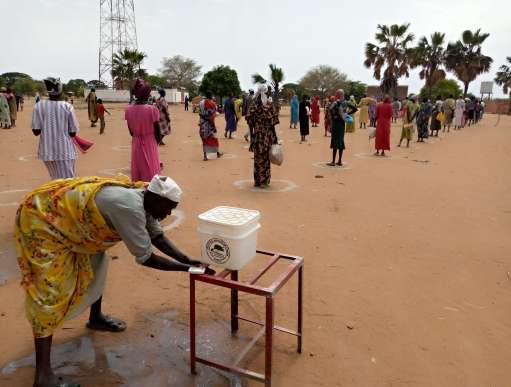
[
  {"left": 299, "top": 95, "right": 310, "bottom": 143},
  {"left": 125, "top": 79, "right": 161, "bottom": 182},
  {"left": 375, "top": 95, "right": 393, "bottom": 156},
  {"left": 290, "top": 93, "right": 299, "bottom": 129},
  {"left": 86, "top": 87, "right": 98, "bottom": 127}
]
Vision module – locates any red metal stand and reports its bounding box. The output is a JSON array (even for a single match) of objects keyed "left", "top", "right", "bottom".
[{"left": 190, "top": 249, "right": 304, "bottom": 387}]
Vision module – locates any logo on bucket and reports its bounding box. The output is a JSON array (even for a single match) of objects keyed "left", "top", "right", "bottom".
[{"left": 205, "top": 238, "right": 230, "bottom": 264}]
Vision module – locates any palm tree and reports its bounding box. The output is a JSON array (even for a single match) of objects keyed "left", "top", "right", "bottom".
[
  {"left": 111, "top": 48, "right": 147, "bottom": 89},
  {"left": 444, "top": 29, "right": 493, "bottom": 97},
  {"left": 252, "top": 64, "right": 284, "bottom": 105},
  {"left": 364, "top": 23, "right": 415, "bottom": 97},
  {"left": 495, "top": 56, "right": 511, "bottom": 114},
  {"left": 410, "top": 32, "right": 447, "bottom": 98}
]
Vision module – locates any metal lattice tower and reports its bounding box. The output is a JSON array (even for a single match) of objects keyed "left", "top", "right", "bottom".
[{"left": 98, "top": 0, "right": 138, "bottom": 88}]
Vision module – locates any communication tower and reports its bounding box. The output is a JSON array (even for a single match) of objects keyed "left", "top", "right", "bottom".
[{"left": 98, "top": 0, "right": 138, "bottom": 88}]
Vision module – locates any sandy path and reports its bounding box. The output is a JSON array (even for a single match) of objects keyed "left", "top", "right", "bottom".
[{"left": 0, "top": 100, "right": 510, "bottom": 386}]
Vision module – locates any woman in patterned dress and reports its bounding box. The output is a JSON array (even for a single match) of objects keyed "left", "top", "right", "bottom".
[{"left": 247, "top": 84, "right": 279, "bottom": 188}]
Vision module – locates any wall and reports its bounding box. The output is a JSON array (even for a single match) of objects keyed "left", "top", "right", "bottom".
[
  {"left": 484, "top": 99, "right": 510, "bottom": 114},
  {"left": 84, "top": 89, "right": 189, "bottom": 104}
]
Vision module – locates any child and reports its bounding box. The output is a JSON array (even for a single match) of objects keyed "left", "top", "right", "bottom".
[{"left": 97, "top": 98, "right": 110, "bottom": 134}]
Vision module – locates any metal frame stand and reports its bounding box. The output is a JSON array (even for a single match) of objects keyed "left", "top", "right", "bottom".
[{"left": 190, "top": 249, "right": 304, "bottom": 387}]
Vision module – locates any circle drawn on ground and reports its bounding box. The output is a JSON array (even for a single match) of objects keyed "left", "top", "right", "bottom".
[
  {"left": 18, "top": 154, "right": 37, "bottom": 162},
  {"left": 233, "top": 179, "right": 298, "bottom": 193},
  {"left": 99, "top": 166, "right": 131, "bottom": 176},
  {"left": 0, "top": 189, "right": 29, "bottom": 207},
  {"left": 182, "top": 139, "right": 202, "bottom": 145},
  {"left": 354, "top": 152, "right": 399, "bottom": 160},
  {"left": 207, "top": 153, "right": 238, "bottom": 159},
  {"left": 112, "top": 145, "right": 130, "bottom": 151},
  {"left": 291, "top": 139, "right": 319, "bottom": 144},
  {"left": 161, "top": 210, "right": 185, "bottom": 231},
  {"left": 312, "top": 161, "right": 352, "bottom": 170}
]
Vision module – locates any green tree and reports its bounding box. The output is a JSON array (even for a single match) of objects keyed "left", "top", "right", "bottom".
[
  {"left": 419, "top": 79, "right": 462, "bottom": 100},
  {"left": 252, "top": 64, "right": 285, "bottom": 103},
  {"left": 199, "top": 65, "right": 241, "bottom": 101},
  {"left": 364, "top": 23, "right": 415, "bottom": 97},
  {"left": 160, "top": 55, "right": 202, "bottom": 93},
  {"left": 87, "top": 80, "right": 108, "bottom": 89},
  {"left": 63, "top": 79, "right": 87, "bottom": 97},
  {"left": 445, "top": 29, "right": 493, "bottom": 96},
  {"left": 410, "top": 32, "right": 447, "bottom": 98},
  {"left": 11, "top": 77, "right": 35, "bottom": 95},
  {"left": 281, "top": 83, "right": 307, "bottom": 102},
  {"left": 344, "top": 81, "right": 368, "bottom": 101},
  {"left": 147, "top": 74, "right": 166, "bottom": 88},
  {"left": 111, "top": 48, "right": 148, "bottom": 89},
  {"left": 495, "top": 56, "right": 511, "bottom": 113},
  {"left": 0, "top": 72, "right": 32, "bottom": 86},
  {"left": 298, "top": 65, "right": 348, "bottom": 99}
]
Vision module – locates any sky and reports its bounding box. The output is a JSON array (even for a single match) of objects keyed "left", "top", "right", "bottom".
[{"left": 1, "top": 0, "right": 510, "bottom": 97}]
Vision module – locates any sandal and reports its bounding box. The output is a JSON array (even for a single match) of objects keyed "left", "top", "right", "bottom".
[{"left": 86, "top": 315, "right": 126, "bottom": 332}]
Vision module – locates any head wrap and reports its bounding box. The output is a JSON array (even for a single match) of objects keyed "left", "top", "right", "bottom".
[
  {"left": 0, "top": 87, "right": 6, "bottom": 92},
  {"left": 255, "top": 84, "right": 269, "bottom": 106},
  {"left": 132, "top": 78, "right": 152, "bottom": 100},
  {"left": 147, "top": 175, "right": 182, "bottom": 203},
  {"left": 43, "top": 77, "right": 63, "bottom": 96},
  {"left": 334, "top": 89, "right": 344, "bottom": 101}
]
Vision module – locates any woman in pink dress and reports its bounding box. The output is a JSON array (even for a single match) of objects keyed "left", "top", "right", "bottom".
[
  {"left": 125, "top": 79, "right": 161, "bottom": 181},
  {"left": 374, "top": 95, "right": 393, "bottom": 156}
]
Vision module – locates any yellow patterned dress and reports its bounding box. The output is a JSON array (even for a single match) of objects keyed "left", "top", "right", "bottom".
[{"left": 14, "top": 176, "right": 144, "bottom": 338}]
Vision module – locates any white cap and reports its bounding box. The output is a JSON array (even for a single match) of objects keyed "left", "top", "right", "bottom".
[{"left": 147, "top": 175, "right": 182, "bottom": 203}]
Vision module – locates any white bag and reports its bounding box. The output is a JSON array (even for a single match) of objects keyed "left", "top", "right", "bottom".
[
  {"left": 368, "top": 127, "right": 376, "bottom": 139},
  {"left": 270, "top": 144, "right": 284, "bottom": 166}
]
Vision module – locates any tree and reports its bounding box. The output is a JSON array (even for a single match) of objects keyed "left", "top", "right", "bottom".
[
  {"left": 12, "top": 77, "right": 36, "bottom": 95},
  {"left": 252, "top": 64, "right": 285, "bottom": 103},
  {"left": 444, "top": 29, "right": 493, "bottom": 97},
  {"left": 344, "top": 81, "right": 368, "bottom": 101},
  {"left": 298, "top": 65, "right": 348, "bottom": 99},
  {"left": 410, "top": 32, "right": 447, "bottom": 98},
  {"left": 495, "top": 56, "right": 511, "bottom": 114},
  {"left": 87, "top": 80, "right": 108, "bottom": 89},
  {"left": 418, "top": 79, "right": 462, "bottom": 100},
  {"left": 199, "top": 65, "right": 241, "bottom": 101},
  {"left": 364, "top": 23, "right": 415, "bottom": 97},
  {"left": 111, "top": 48, "right": 147, "bottom": 89},
  {"left": 147, "top": 74, "right": 166, "bottom": 88},
  {"left": 160, "top": 55, "right": 202, "bottom": 93},
  {"left": 0, "top": 72, "right": 32, "bottom": 86},
  {"left": 63, "top": 79, "right": 87, "bottom": 97},
  {"left": 281, "top": 83, "right": 307, "bottom": 102}
]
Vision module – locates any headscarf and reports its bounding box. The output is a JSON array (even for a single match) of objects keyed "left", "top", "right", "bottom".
[
  {"left": 147, "top": 175, "right": 182, "bottom": 203},
  {"left": 255, "top": 84, "right": 269, "bottom": 106},
  {"left": 334, "top": 89, "right": 344, "bottom": 101},
  {"left": 43, "top": 77, "right": 63, "bottom": 96},
  {"left": 132, "top": 78, "right": 152, "bottom": 101}
]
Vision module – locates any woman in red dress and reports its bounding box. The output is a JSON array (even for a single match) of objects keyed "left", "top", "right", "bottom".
[
  {"left": 375, "top": 95, "right": 393, "bottom": 156},
  {"left": 310, "top": 96, "right": 321, "bottom": 127}
]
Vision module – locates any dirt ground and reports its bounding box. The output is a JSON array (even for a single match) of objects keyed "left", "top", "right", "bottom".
[{"left": 0, "top": 99, "right": 510, "bottom": 387}]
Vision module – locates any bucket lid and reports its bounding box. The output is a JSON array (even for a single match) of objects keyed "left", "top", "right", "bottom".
[{"left": 198, "top": 206, "right": 260, "bottom": 227}]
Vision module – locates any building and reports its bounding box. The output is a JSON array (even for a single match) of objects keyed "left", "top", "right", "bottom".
[
  {"left": 84, "top": 88, "right": 189, "bottom": 104},
  {"left": 365, "top": 85, "right": 409, "bottom": 100}
]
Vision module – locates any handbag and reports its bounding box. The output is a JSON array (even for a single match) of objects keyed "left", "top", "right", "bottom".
[
  {"left": 436, "top": 111, "right": 445, "bottom": 122},
  {"left": 269, "top": 144, "right": 284, "bottom": 166}
]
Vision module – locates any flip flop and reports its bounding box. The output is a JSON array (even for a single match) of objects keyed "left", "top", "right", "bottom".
[{"left": 86, "top": 315, "right": 126, "bottom": 332}]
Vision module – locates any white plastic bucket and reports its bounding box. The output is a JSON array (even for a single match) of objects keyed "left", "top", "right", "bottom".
[{"left": 197, "top": 206, "right": 261, "bottom": 270}]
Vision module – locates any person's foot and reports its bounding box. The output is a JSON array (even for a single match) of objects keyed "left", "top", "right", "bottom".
[
  {"left": 86, "top": 314, "right": 126, "bottom": 332},
  {"left": 374, "top": 151, "right": 379, "bottom": 156},
  {"left": 34, "top": 373, "right": 81, "bottom": 387},
  {"left": 397, "top": 144, "right": 401, "bottom": 147},
  {"left": 244, "top": 134, "right": 249, "bottom": 142},
  {"left": 336, "top": 161, "right": 343, "bottom": 166},
  {"left": 203, "top": 156, "right": 208, "bottom": 161},
  {"left": 217, "top": 152, "right": 223, "bottom": 158},
  {"left": 326, "top": 162, "right": 336, "bottom": 166},
  {"left": 224, "top": 132, "right": 227, "bottom": 138}
]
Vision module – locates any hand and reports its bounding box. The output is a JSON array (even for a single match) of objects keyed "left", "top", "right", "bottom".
[{"left": 204, "top": 266, "right": 216, "bottom": 275}]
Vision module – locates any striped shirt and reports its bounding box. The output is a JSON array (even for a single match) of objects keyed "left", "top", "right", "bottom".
[{"left": 32, "top": 100, "right": 79, "bottom": 161}]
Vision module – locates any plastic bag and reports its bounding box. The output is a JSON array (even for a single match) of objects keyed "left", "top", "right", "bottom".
[
  {"left": 368, "top": 127, "right": 376, "bottom": 139},
  {"left": 270, "top": 144, "right": 284, "bottom": 166}
]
